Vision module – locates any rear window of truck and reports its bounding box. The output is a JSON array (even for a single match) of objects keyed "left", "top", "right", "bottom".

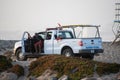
[{"left": 58, "top": 31, "right": 74, "bottom": 39}]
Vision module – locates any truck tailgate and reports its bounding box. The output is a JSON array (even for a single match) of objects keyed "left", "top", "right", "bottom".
[{"left": 80, "top": 38, "right": 103, "bottom": 50}]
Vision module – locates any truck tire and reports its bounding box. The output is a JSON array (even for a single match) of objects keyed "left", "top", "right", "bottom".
[
  {"left": 62, "top": 48, "right": 74, "bottom": 57},
  {"left": 16, "top": 48, "right": 27, "bottom": 61}
]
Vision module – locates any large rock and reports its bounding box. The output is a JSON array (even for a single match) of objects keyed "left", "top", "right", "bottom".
[
  {"left": 58, "top": 75, "right": 69, "bottom": 80},
  {"left": 81, "top": 77, "right": 102, "bottom": 80},
  {"left": 0, "top": 72, "right": 18, "bottom": 80},
  {"left": 36, "top": 69, "right": 57, "bottom": 80},
  {"left": 117, "top": 73, "right": 120, "bottom": 80},
  {"left": 100, "top": 73, "right": 118, "bottom": 80},
  {"left": 81, "top": 73, "right": 118, "bottom": 80}
]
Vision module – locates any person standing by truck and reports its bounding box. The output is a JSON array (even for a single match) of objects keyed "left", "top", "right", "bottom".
[{"left": 33, "top": 33, "right": 44, "bottom": 53}]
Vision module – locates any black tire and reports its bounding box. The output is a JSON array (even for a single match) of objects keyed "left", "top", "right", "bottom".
[
  {"left": 62, "top": 48, "right": 74, "bottom": 57},
  {"left": 16, "top": 48, "right": 27, "bottom": 61}
]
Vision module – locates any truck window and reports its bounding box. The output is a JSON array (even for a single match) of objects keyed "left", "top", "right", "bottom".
[{"left": 58, "top": 31, "right": 74, "bottom": 39}]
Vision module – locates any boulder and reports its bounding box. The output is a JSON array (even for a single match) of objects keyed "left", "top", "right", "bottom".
[
  {"left": 117, "top": 73, "right": 120, "bottom": 80},
  {"left": 0, "top": 72, "right": 18, "bottom": 80},
  {"left": 81, "top": 72, "right": 101, "bottom": 80},
  {"left": 117, "top": 75, "right": 120, "bottom": 80},
  {"left": 81, "top": 77, "right": 102, "bottom": 80},
  {"left": 36, "top": 69, "right": 57, "bottom": 80},
  {"left": 58, "top": 75, "right": 69, "bottom": 80}
]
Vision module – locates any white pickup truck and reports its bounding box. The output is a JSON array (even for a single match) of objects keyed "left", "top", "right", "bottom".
[{"left": 13, "top": 25, "right": 103, "bottom": 60}]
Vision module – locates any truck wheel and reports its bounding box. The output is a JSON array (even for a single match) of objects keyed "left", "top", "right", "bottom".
[
  {"left": 16, "top": 48, "right": 27, "bottom": 61},
  {"left": 62, "top": 48, "right": 74, "bottom": 57}
]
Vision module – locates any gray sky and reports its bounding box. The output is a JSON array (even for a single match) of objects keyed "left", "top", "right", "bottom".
[{"left": 0, "top": 0, "right": 118, "bottom": 41}]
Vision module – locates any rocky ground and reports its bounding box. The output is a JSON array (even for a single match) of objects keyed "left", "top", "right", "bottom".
[
  {"left": 0, "top": 40, "right": 120, "bottom": 80},
  {"left": 0, "top": 40, "right": 17, "bottom": 55},
  {"left": 94, "top": 41, "right": 120, "bottom": 64}
]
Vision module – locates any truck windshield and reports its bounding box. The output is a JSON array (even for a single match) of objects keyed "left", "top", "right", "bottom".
[
  {"left": 75, "top": 27, "right": 100, "bottom": 38},
  {"left": 58, "top": 31, "right": 74, "bottom": 39}
]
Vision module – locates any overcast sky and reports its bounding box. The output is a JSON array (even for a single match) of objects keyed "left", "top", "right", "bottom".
[{"left": 0, "top": 0, "right": 119, "bottom": 41}]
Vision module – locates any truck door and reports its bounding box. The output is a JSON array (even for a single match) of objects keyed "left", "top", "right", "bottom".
[
  {"left": 44, "top": 32, "right": 53, "bottom": 54},
  {"left": 53, "top": 35, "right": 61, "bottom": 54},
  {"left": 53, "top": 31, "right": 74, "bottom": 54}
]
